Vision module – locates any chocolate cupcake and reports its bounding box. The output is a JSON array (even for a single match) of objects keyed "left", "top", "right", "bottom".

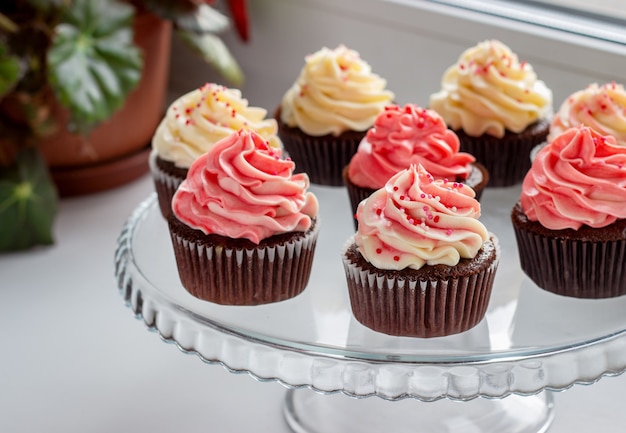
[
  {"left": 430, "top": 40, "right": 552, "bottom": 187},
  {"left": 342, "top": 164, "right": 499, "bottom": 337},
  {"left": 276, "top": 45, "right": 394, "bottom": 186},
  {"left": 169, "top": 129, "right": 319, "bottom": 305},
  {"left": 151, "top": 83, "right": 281, "bottom": 217},
  {"left": 343, "top": 104, "right": 488, "bottom": 227},
  {"left": 512, "top": 125, "right": 626, "bottom": 298}
]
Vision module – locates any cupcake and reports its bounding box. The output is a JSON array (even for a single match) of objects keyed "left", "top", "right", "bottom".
[
  {"left": 430, "top": 40, "right": 552, "bottom": 186},
  {"left": 549, "top": 82, "right": 626, "bottom": 146},
  {"left": 511, "top": 125, "right": 626, "bottom": 298},
  {"left": 168, "top": 129, "right": 319, "bottom": 305},
  {"left": 342, "top": 164, "right": 499, "bottom": 337},
  {"left": 276, "top": 45, "right": 395, "bottom": 186},
  {"left": 151, "top": 83, "right": 281, "bottom": 217},
  {"left": 343, "top": 104, "right": 489, "bottom": 225}
]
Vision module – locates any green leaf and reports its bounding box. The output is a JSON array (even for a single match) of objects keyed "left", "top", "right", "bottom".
[
  {"left": 0, "top": 147, "right": 58, "bottom": 251},
  {"left": 177, "top": 28, "right": 244, "bottom": 86},
  {"left": 0, "top": 44, "right": 22, "bottom": 98},
  {"left": 47, "top": 0, "right": 143, "bottom": 134},
  {"left": 173, "top": 4, "right": 230, "bottom": 34}
]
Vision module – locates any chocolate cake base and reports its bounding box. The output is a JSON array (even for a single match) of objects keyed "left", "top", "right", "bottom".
[
  {"left": 168, "top": 214, "right": 319, "bottom": 305},
  {"left": 511, "top": 202, "right": 626, "bottom": 298},
  {"left": 341, "top": 235, "right": 499, "bottom": 337},
  {"left": 455, "top": 119, "right": 550, "bottom": 187},
  {"left": 149, "top": 151, "right": 188, "bottom": 218},
  {"left": 276, "top": 107, "right": 367, "bottom": 187}
]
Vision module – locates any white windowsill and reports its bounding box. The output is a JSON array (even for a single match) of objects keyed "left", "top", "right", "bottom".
[{"left": 169, "top": 0, "right": 626, "bottom": 111}]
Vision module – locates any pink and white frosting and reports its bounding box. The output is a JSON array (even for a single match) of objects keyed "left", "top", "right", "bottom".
[
  {"left": 355, "top": 164, "right": 488, "bottom": 270},
  {"left": 549, "top": 82, "right": 626, "bottom": 147},
  {"left": 348, "top": 104, "right": 475, "bottom": 189},
  {"left": 172, "top": 129, "right": 319, "bottom": 244},
  {"left": 521, "top": 125, "right": 626, "bottom": 230}
]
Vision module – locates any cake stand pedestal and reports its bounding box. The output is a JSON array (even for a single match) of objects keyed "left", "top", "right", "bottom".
[
  {"left": 283, "top": 389, "right": 553, "bottom": 433},
  {"left": 115, "top": 187, "right": 626, "bottom": 433}
]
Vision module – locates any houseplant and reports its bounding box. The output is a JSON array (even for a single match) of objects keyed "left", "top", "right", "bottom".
[{"left": 0, "top": 0, "right": 249, "bottom": 251}]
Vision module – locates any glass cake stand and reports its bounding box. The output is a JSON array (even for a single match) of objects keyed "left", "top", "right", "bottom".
[{"left": 114, "top": 185, "right": 626, "bottom": 433}]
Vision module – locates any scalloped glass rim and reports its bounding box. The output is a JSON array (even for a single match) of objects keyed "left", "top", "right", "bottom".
[{"left": 115, "top": 192, "right": 626, "bottom": 400}]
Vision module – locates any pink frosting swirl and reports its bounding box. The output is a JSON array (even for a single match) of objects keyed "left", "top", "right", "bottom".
[
  {"left": 172, "top": 129, "right": 319, "bottom": 244},
  {"left": 356, "top": 164, "right": 488, "bottom": 270},
  {"left": 348, "top": 104, "right": 475, "bottom": 189},
  {"left": 521, "top": 125, "right": 626, "bottom": 230}
]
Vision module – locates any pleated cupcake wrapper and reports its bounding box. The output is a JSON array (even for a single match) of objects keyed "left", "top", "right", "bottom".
[
  {"left": 513, "top": 224, "right": 626, "bottom": 298},
  {"left": 458, "top": 135, "right": 545, "bottom": 187},
  {"left": 170, "top": 224, "right": 320, "bottom": 305},
  {"left": 281, "top": 132, "right": 364, "bottom": 187},
  {"left": 341, "top": 236, "right": 500, "bottom": 338},
  {"left": 342, "top": 165, "right": 375, "bottom": 230},
  {"left": 149, "top": 151, "right": 186, "bottom": 218}
]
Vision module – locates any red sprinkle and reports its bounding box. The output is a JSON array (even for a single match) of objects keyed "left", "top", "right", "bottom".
[
  {"left": 434, "top": 215, "right": 440, "bottom": 223},
  {"left": 393, "top": 256, "right": 400, "bottom": 261},
  {"left": 376, "top": 248, "right": 382, "bottom": 254}
]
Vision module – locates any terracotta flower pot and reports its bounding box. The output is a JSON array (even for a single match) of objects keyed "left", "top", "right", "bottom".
[{"left": 37, "top": 12, "right": 172, "bottom": 197}]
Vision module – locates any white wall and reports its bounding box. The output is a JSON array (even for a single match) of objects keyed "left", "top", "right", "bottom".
[{"left": 168, "top": 0, "right": 626, "bottom": 113}]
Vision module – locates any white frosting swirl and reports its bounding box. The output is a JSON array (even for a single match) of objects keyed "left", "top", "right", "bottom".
[
  {"left": 549, "top": 82, "right": 626, "bottom": 146},
  {"left": 153, "top": 83, "right": 281, "bottom": 168},
  {"left": 430, "top": 40, "right": 552, "bottom": 138},
  {"left": 280, "top": 45, "right": 394, "bottom": 136}
]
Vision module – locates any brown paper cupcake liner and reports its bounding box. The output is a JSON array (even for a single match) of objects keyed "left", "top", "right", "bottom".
[
  {"left": 342, "top": 165, "right": 375, "bottom": 230},
  {"left": 149, "top": 151, "right": 188, "bottom": 218},
  {"left": 455, "top": 119, "right": 550, "bottom": 187},
  {"left": 511, "top": 203, "right": 626, "bottom": 298},
  {"left": 168, "top": 215, "right": 320, "bottom": 305},
  {"left": 341, "top": 235, "right": 499, "bottom": 337},
  {"left": 276, "top": 108, "right": 366, "bottom": 186}
]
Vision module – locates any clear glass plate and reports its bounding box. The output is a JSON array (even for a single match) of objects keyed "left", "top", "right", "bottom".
[{"left": 114, "top": 185, "right": 626, "bottom": 402}]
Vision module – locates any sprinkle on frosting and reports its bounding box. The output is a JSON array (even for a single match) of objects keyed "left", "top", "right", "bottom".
[
  {"left": 521, "top": 125, "right": 626, "bottom": 230},
  {"left": 280, "top": 45, "right": 394, "bottom": 136},
  {"left": 355, "top": 164, "right": 488, "bottom": 270},
  {"left": 172, "top": 129, "right": 318, "bottom": 244},
  {"left": 429, "top": 40, "right": 552, "bottom": 138},
  {"left": 549, "top": 82, "right": 626, "bottom": 147},
  {"left": 348, "top": 104, "right": 475, "bottom": 189},
  {"left": 153, "top": 83, "right": 282, "bottom": 168}
]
